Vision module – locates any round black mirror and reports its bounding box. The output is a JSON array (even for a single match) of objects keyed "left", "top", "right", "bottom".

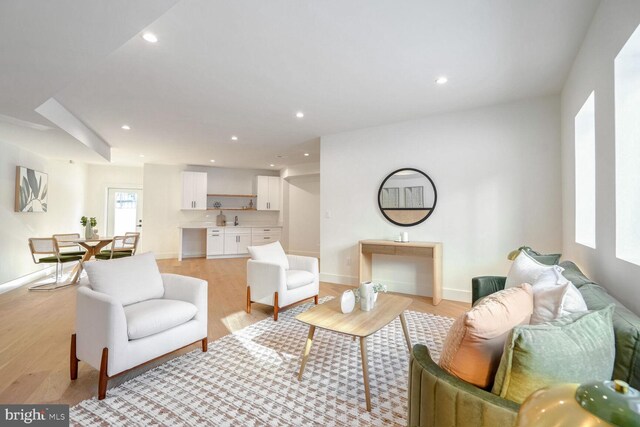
[{"left": 378, "top": 168, "right": 437, "bottom": 227}]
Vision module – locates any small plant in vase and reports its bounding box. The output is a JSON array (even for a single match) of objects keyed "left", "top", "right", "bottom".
[{"left": 80, "top": 216, "right": 97, "bottom": 239}]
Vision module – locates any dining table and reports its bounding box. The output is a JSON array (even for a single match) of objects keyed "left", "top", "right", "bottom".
[{"left": 69, "top": 237, "right": 114, "bottom": 284}]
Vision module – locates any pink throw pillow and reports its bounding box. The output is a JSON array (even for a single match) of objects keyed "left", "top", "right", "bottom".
[{"left": 439, "top": 283, "right": 533, "bottom": 389}]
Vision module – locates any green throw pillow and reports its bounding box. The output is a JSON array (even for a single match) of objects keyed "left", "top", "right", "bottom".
[
  {"left": 492, "top": 305, "right": 615, "bottom": 404},
  {"left": 522, "top": 247, "right": 561, "bottom": 265}
]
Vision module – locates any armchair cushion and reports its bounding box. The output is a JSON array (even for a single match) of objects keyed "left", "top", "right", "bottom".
[
  {"left": 124, "top": 299, "right": 197, "bottom": 340},
  {"left": 286, "top": 270, "right": 315, "bottom": 290},
  {"left": 84, "top": 252, "right": 164, "bottom": 306},
  {"left": 247, "top": 241, "right": 289, "bottom": 270}
]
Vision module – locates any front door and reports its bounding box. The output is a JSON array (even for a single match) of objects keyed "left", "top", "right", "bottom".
[{"left": 107, "top": 188, "right": 143, "bottom": 237}]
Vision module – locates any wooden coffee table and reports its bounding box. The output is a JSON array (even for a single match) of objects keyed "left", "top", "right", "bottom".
[{"left": 296, "top": 293, "right": 412, "bottom": 412}]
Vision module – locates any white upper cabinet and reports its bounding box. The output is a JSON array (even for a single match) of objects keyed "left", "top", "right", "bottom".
[
  {"left": 181, "top": 171, "right": 208, "bottom": 210},
  {"left": 255, "top": 176, "right": 281, "bottom": 211}
]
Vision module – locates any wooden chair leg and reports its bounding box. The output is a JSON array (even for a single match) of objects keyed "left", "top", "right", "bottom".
[
  {"left": 70, "top": 334, "right": 78, "bottom": 380},
  {"left": 246, "top": 286, "right": 251, "bottom": 313},
  {"left": 273, "top": 291, "right": 279, "bottom": 321},
  {"left": 314, "top": 295, "right": 319, "bottom": 305},
  {"left": 202, "top": 337, "right": 208, "bottom": 352},
  {"left": 98, "top": 347, "right": 109, "bottom": 400}
]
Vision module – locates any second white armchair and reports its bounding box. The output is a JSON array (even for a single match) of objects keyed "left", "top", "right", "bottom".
[{"left": 246, "top": 242, "right": 319, "bottom": 320}]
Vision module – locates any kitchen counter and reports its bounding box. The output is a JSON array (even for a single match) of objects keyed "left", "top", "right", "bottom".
[{"left": 178, "top": 224, "right": 282, "bottom": 261}]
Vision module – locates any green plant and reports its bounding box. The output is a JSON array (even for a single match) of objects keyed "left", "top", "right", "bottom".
[
  {"left": 352, "top": 282, "right": 387, "bottom": 301},
  {"left": 80, "top": 216, "right": 97, "bottom": 227}
]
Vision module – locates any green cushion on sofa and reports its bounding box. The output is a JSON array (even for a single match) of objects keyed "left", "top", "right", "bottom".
[
  {"left": 558, "top": 261, "right": 594, "bottom": 288},
  {"left": 521, "top": 247, "right": 561, "bottom": 265},
  {"left": 492, "top": 305, "right": 615, "bottom": 404},
  {"left": 578, "top": 283, "right": 640, "bottom": 389}
]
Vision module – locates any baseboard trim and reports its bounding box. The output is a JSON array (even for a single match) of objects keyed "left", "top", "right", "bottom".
[
  {"left": 0, "top": 266, "right": 57, "bottom": 294},
  {"left": 319, "top": 272, "right": 471, "bottom": 303}
]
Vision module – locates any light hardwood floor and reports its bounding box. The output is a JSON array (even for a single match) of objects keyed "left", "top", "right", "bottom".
[{"left": 0, "top": 257, "right": 469, "bottom": 405}]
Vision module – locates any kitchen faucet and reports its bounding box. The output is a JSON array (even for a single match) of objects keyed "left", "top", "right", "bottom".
[{"left": 234, "top": 216, "right": 239, "bottom": 226}]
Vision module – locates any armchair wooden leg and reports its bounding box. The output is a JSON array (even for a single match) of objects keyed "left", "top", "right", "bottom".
[
  {"left": 70, "top": 334, "right": 78, "bottom": 380},
  {"left": 98, "top": 347, "right": 109, "bottom": 400},
  {"left": 201, "top": 337, "right": 208, "bottom": 352},
  {"left": 274, "top": 291, "right": 279, "bottom": 321},
  {"left": 246, "top": 286, "right": 251, "bottom": 313},
  {"left": 314, "top": 295, "right": 319, "bottom": 305}
]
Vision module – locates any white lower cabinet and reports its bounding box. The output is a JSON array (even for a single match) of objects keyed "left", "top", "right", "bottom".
[
  {"left": 206, "top": 226, "right": 282, "bottom": 257},
  {"left": 251, "top": 227, "right": 282, "bottom": 246},
  {"left": 206, "top": 228, "right": 224, "bottom": 256},
  {"left": 223, "top": 228, "right": 252, "bottom": 255}
]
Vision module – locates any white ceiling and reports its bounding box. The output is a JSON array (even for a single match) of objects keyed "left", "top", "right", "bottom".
[{"left": 1, "top": 0, "right": 600, "bottom": 169}]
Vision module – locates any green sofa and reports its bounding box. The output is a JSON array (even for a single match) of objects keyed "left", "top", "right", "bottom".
[{"left": 407, "top": 261, "right": 640, "bottom": 427}]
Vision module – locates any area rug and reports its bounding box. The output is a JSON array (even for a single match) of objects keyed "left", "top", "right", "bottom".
[{"left": 70, "top": 298, "right": 454, "bottom": 426}]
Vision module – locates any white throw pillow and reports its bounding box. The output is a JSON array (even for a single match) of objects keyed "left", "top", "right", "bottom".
[
  {"left": 505, "top": 251, "right": 554, "bottom": 289},
  {"left": 247, "top": 241, "right": 289, "bottom": 270},
  {"left": 84, "top": 252, "right": 164, "bottom": 306},
  {"left": 530, "top": 266, "right": 588, "bottom": 324}
]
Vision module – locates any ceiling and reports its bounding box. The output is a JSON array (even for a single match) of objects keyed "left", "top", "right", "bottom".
[{"left": 0, "top": 0, "right": 600, "bottom": 169}]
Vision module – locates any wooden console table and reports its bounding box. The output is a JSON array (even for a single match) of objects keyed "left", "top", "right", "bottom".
[{"left": 358, "top": 240, "right": 443, "bottom": 305}]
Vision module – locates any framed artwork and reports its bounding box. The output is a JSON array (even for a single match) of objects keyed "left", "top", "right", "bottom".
[
  {"left": 404, "top": 186, "right": 424, "bottom": 208},
  {"left": 381, "top": 187, "right": 399, "bottom": 208},
  {"left": 15, "top": 166, "right": 48, "bottom": 212}
]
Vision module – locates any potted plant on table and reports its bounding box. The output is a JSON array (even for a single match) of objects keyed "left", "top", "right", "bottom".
[
  {"left": 80, "top": 216, "right": 97, "bottom": 239},
  {"left": 341, "top": 282, "right": 387, "bottom": 313}
]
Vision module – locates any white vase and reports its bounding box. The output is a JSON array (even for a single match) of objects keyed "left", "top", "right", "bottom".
[
  {"left": 84, "top": 224, "right": 93, "bottom": 239},
  {"left": 359, "top": 281, "right": 375, "bottom": 312},
  {"left": 340, "top": 290, "right": 355, "bottom": 314}
]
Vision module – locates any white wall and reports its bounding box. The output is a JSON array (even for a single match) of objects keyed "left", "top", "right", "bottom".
[
  {"left": 0, "top": 139, "right": 86, "bottom": 287},
  {"left": 283, "top": 174, "right": 320, "bottom": 257},
  {"left": 321, "top": 96, "right": 562, "bottom": 302},
  {"left": 84, "top": 164, "right": 143, "bottom": 236},
  {"left": 561, "top": 0, "right": 640, "bottom": 315},
  {"left": 141, "top": 164, "right": 280, "bottom": 258}
]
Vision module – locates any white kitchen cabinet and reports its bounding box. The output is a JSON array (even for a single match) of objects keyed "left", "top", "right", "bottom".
[
  {"left": 251, "top": 227, "right": 282, "bottom": 246},
  {"left": 206, "top": 228, "right": 224, "bottom": 256},
  {"left": 224, "top": 227, "right": 252, "bottom": 255},
  {"left": 255, "top": 176, "right": 281, "bottom": 211},
  {"left": 181, "top": 171, "right": 207, "bottom": 210}
]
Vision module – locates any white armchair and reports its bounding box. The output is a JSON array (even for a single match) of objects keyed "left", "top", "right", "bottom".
[
  {"left": 71, "top": 252, "right": 208, "bottom": 400},
  {"left": 246, "top": 242, "right": 319, "bottom": 320}
]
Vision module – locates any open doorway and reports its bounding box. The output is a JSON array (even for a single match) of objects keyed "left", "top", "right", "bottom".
[{"left": 106, "top": 188, "right": 143, "bottom": 236}]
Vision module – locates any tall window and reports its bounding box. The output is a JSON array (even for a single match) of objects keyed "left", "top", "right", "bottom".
[
  {"left": 615, "top": 24, "right": 640, "bottom": 265},
  {"left": 575, "top": 91, "right": 596, "bottom": 248}
]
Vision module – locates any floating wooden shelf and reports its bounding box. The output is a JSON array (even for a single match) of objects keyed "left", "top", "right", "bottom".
[
  {"left": 206, "top": 207, "right": 257, "bottom": 211},
  {"left": 207, "top": 194, "right": 257, "bottom": 198}
]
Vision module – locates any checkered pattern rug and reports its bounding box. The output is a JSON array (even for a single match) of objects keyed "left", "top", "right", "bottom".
[{"left": 70, "top": 297, "right": 453, "bottom": 426}]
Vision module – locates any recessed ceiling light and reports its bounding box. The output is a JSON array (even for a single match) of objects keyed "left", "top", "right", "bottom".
[
  {"left": 210, "top": 159, "right": 215, "bottom": 163},
  {"left": 295, "top": 112, "right": 304, "bottom": 118},
  {"left": 231, "top": 136, "right": 238, "bottom": 141},
  {"left": 142, "top": 32, "right": 158, "bottom": 43},
  {"left": 304, "top": 153, "right": 310, "bottom": 157},
  {"left": 121, "top": 124, "right": 131, "bottom": 130},
  {"left": 435, "top": 76, "right": 448, "bottom": 85},
  {"left": 139, "top": 154, "right": 145, "bottom": 158},
  {"left": 270, "top": 164, "right": 275, "bottom": 167}
]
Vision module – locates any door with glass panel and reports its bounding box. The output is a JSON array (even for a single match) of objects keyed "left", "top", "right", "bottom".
[{"left": 106, "top": 188, "right": 143, "bottom": 237}]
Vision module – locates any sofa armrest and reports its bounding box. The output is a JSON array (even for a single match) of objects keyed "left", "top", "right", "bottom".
[
  {"left": 162, "top": 273, "right": 208, "bottom": 324},
  {"left": 247, "top": 260, "right": 286, "bottom": 305},
  {"left": 472, "top": 276, "right": 506, "bottom": 306},
  {"left": 287, "top": 255, "right": 319, "bottom": 277},
  {"left": 409, "top": 344, "right": 519, "bottom": 427},
  {"left": 75, "top": 286, "right": 128, "bottom": 374}
]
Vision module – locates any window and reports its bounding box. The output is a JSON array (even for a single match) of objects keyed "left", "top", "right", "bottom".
[
  {"left": 615, "top": 24, "right": 640, "bottom": 265},
  {"left": 575, "top": 91, "right": 596, "bottom": 248}
]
